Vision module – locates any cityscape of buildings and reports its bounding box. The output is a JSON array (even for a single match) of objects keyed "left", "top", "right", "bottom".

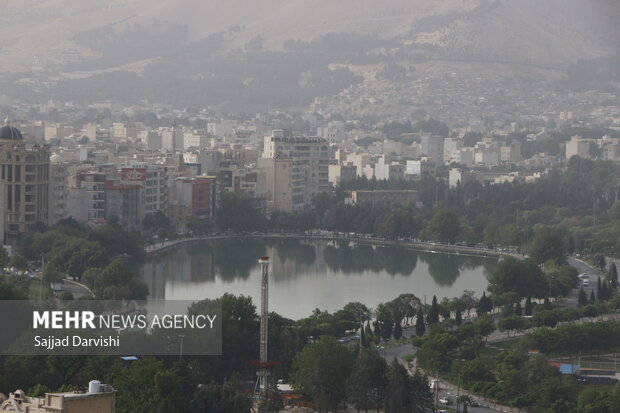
[{"left": 0, "top": 85, "right": 618, "bottom": 244}]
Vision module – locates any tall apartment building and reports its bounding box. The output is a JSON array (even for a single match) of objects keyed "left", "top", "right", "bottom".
[
  {"left": 0, "top": 122, "right": 50, "bottom": 243},
  {"left": 183, "top": 132, "right": 209, "bottom": 150},
  {"left": 168, "top": 176, "right": 219, "bottom": 231},
  {"left": 162, "top": 128, "right": 184, "bottom": 153},
  {"left": 374, "top": 156, "right": 405, "bottom": 181},
  {"left": 346, "top": 153, "right": 372, "bottom": 177},
  {"left": 257, "top": 158, "right": 294, "bottom": 213},
  {"left": 44, "top": 123, "right": 74, "bottom": 141},
  {"left": 443, "top": 137, "right": 463, "bottom": 163},
  {"left": 500, "top": 141, "right": 522, "bottom": 163},
  {"left": 184, "top": 150, "right": 220, "bottom": 175},
  {"left": 112, "top": 122, "right": 140, "bottom": 141},
  {"left": 105, "top": 181, "right": 143, "bottom": 231},
  {"left": 420, "top": 134, "right": 444, "bottom": 165},
  {"left": 120, "top": 165, "right": 168, "bottom": 216},
  {"left": 207, "top": 120, "right": 236, "bottom": 136},
  {"left": 48, "top": 154, "right": 69, "bottom": 225},
  {"left": 139, "top": 131, "right": 162, "bottom": 150},
  {"left": 328, "top": 163, "right": 357, "bottom": 187},
  {"left": 565, "top": 135, "right": 591, "bottom": 159},
  {"left": 73, "top": 171, "right": 107, "bottom": 223},
  {"left": 261, "top": 131, "right": 330, "bottom": 212}
]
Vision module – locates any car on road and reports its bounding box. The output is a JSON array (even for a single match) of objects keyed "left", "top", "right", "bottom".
[
  {"left": 460, "top": 395, "right": 479, "bottom": 407},
  {"left": 439, "top": 397, "right": 451, "bottom": 405}
]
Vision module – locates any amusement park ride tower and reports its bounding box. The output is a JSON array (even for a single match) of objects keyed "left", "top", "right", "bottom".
[{"left": 257, "top": 256, "right": 271, "bottom": 394}]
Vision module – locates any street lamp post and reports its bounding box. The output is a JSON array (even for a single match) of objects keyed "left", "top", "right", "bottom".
[
  {"left": 548, "top": 275, "right": 555, "bottom": 302},
  {"left": 179, "top": 334, "right": 185, "bottom": 363}
]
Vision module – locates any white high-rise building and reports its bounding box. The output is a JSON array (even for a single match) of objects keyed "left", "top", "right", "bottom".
[
  {"left": 162, "top": 128, "right": 184, "bottom": 152},
  {"left": 261, "top": 131, "right": 331, "bottom": 211},
  {"left": 565, "top": 135, "right": 591, "bottom": 159},
  {"left": 183, "top": 132, "right": 209, "bottom": 150}
]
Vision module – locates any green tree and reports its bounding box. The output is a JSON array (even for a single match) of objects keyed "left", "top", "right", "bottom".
[
  {"left": 187, "top": 218, "right": 213, "bottom": 236},
  {"left": 474, "top": 314, "right": 495, "bottom": 340},
  {"left": 28, "top": 384, "right": 51, "bottom": 397},
  {"left": 0, "top": 247, "right": 9, "bottom": 270},
  {"left": 189, "top": 384, "right": 252, "bottom": 413},
  {"left": 608, "top": 263, "right": 619, "bottom": 289},
  {"left": 93, "top": 259, "right": 148, "bottom": 299},
  {"left": 347, "top": 349, "right": 387, "bottom": 411},
  {"left": 528, "top": 227, "right": 566, "bottom": 264},
  {"left": 393, "top": 321, "right": 403, "bottom": 340},
  {"left": 113, "top": 358, "right": 184, "bottom": 413},
  {"left": 143, "top": 211, "right": 173, "bottom": 239},
  {"left": 463, "top": 132, "right": 482, "bottom": 147},
  {"left": 415, "top": 312, "right": 426, "bottom": 336},
  {"left": 10, "top": 255, "right": 28, "bottom": 270},
  {"left": 410, "top": 369, "right": 434, "bottom": 413},
  {"left": 427, "top": 295, "right": 440, "bottom": 324},
  {"left": 216, "top": 192, "right": 267, "bottom": 233},
  {"left": 487, "top": 257, "right": 546, "bottom": 299},
  {"left": 455, "top": 310, "right": 462, "bottom": 326},
  {"left": 498, "top": 316, "right": 529, "bottom": 337},
  {"left": 422, "top": 210, "right": 460, "bottom": 244},
  {"left": 525, "top": 297, "right": 534, "bottom": 316},
  {"left": 594, "top": 254, "right": 607, "bottom": 270},
  {"left": 578, "top": 287, "right": 588, "bottom": 307},
  {"left": 290, "top": 336, "right": 354, "bottom": 412},
  {"left": 43, "top": 268, "right": 64, "bottom": 283},
  {"left": 476, "top": 292, "right": 493, "bottom": 315},
  {"left": 515, "top": 302, "right": 523, "bottom": 316},
  {"left": 385, "top": 359, "right": 412, "bottom": 413}
]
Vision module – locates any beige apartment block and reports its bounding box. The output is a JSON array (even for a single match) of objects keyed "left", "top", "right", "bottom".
[{"left": 0, "top": 385, "right": 115, "bottom": 413}]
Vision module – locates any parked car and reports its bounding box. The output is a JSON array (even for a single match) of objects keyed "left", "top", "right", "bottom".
[{"left": 439, "top": 397, "right": 451, "bottom": 405}]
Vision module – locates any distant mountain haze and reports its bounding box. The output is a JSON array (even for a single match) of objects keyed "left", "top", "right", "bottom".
[{"left": 1, "top": 0, "right": 618, "bottom": 72}]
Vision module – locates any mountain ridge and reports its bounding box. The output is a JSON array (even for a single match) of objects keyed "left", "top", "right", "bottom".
[{"left": 1, "top": 0, "right": 618, "bottom": 73}]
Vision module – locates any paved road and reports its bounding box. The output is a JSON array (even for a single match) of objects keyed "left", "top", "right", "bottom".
[
  {"left": 377, "top": 256, "right": 606, "bottom": 413},
  {"left": 61, "top": 279, "right": 94, "bottom": 299},
  {"left": 559, "top": 257, "right": 603, "bottom": 308},
  {"left": 379, "top": 336, "right": 507, "bottom": 413}
]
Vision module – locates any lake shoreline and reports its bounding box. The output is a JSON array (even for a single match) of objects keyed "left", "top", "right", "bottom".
[{"left": 145, "top": 233, "right": 523, "bottom": 260}]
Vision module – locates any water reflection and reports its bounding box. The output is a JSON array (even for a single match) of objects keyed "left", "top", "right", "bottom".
[
  {"left": 140, "top": 238, "right": 497, "bottom": 318},
  {"left": 323, "top": 243, "right": 418, "bottom": 276}
]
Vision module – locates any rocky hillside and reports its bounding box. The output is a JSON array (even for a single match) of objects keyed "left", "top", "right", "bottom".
[{"left": 0, "top": 0, "right": 618, "bottom": 72}]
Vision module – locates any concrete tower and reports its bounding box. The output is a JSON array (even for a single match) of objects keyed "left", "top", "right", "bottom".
[{"left": 257, "top": 256, "right": 270, "bottom": 393}]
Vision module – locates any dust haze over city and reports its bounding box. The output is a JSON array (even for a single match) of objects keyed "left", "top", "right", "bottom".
[{"left": 0, "top": 1, "right": 620, "bottom": 413}]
